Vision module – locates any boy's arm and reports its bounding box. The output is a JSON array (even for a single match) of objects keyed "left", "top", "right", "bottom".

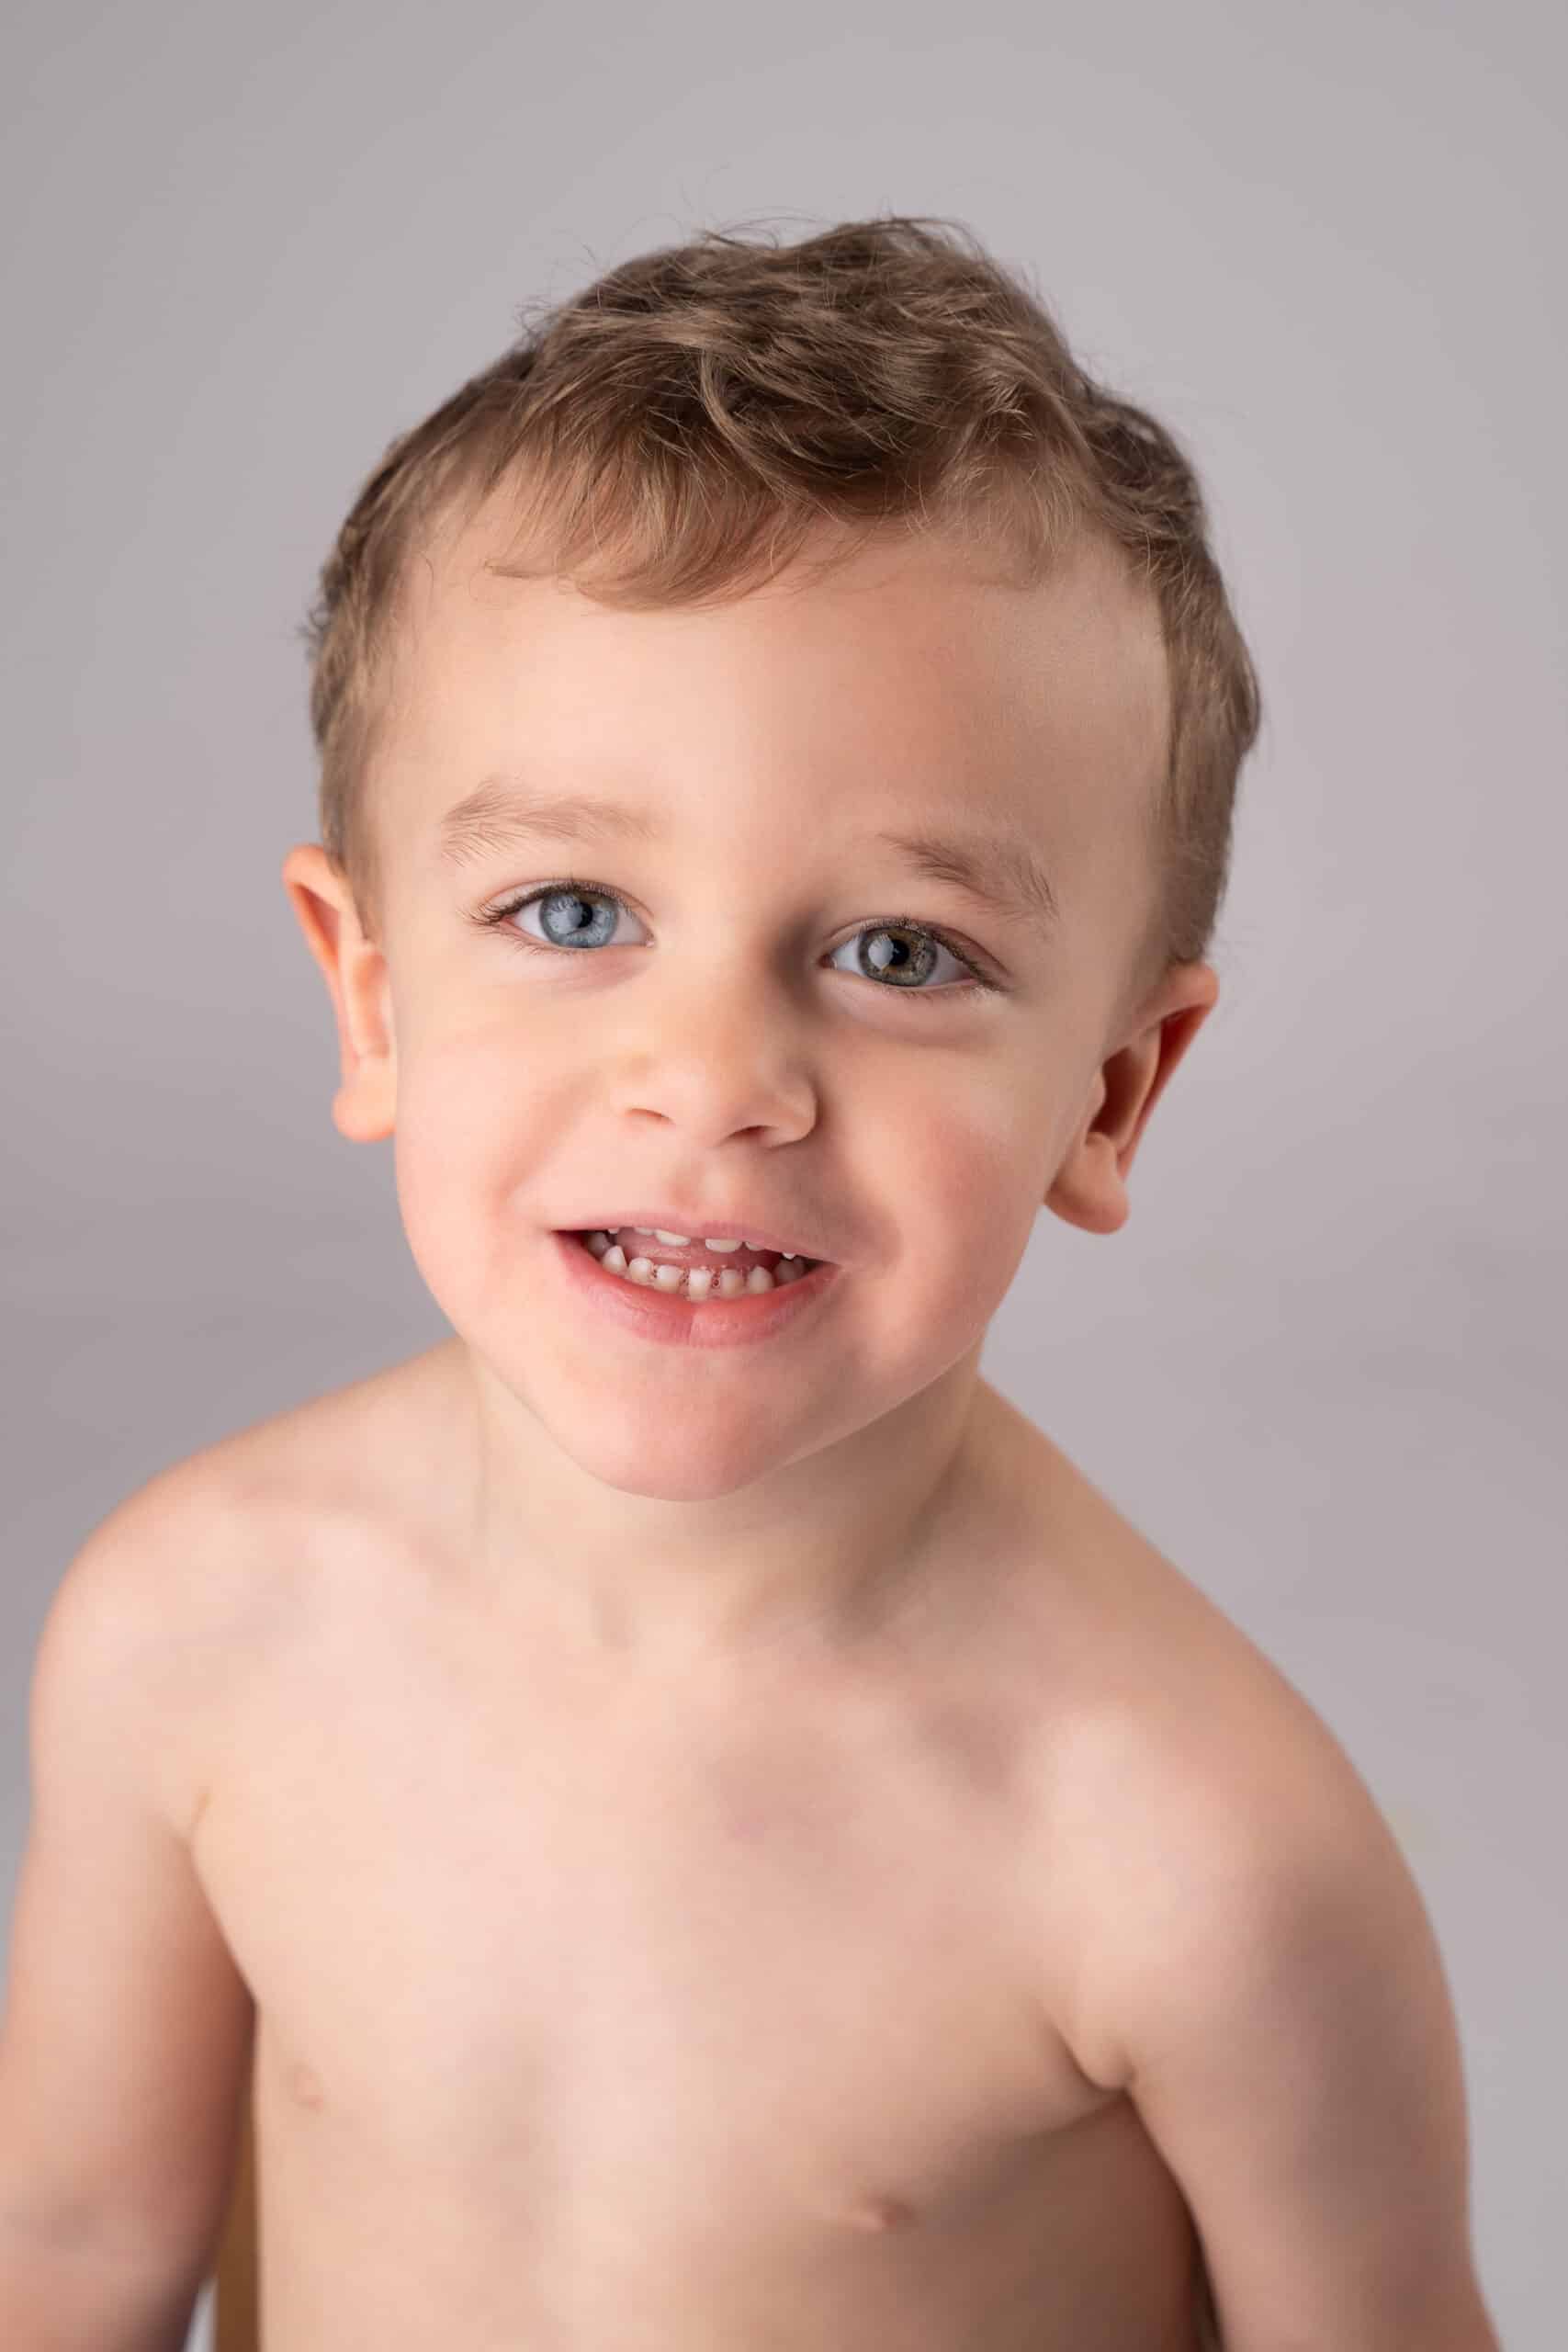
[
  {"left": 1109, "top": 1739, "right": 1499, "bottom": 2352},
  {"left": 0, "top": 1471, "right": 255, "bottom": 2340}
]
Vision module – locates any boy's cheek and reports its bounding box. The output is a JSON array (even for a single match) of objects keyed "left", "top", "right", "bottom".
[
  {"left": 903, "top": 1138, "right": 1043, "bottom": 1326},
  {"left": 389, "top": 1050, "right": 556, "bottom": 1294}
]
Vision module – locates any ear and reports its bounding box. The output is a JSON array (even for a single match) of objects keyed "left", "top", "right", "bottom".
[
  {"left": 280, "top": 843, "right": 397, "bottom": 1142},
  {"left": 1044, "top": 962, "right": 1219, "bottom": 1237}
]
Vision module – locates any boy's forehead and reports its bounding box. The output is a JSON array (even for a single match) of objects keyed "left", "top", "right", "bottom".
[{"left": 380, "top": 508, "right": 1168, "bottom": 874}]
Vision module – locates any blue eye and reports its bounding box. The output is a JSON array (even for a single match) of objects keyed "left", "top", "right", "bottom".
[
  {"left": 477, "top": 879, "right": 1002, "bottom": 1001},
  {"left": 502, "top": 882, "right": 629, "bottom": 956}
]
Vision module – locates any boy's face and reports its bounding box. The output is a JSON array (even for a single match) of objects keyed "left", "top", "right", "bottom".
[{"left": 285, "top": 505, "right": 1216, "bottom": 1511}]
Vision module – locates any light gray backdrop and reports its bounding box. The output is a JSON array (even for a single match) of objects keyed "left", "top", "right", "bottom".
[{"left": 4, "top": 5, "right": 1562, "bottom": 2347}]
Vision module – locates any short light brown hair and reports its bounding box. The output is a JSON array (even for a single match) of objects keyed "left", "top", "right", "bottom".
[{"left": 301, "top": 213, "right": 1261, "bottom": 987}]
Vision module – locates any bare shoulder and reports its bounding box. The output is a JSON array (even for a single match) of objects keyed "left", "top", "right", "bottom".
[
  {"left": 175, "top": 1337, "right": 471, "bottom": 1542},
  {"left": 981, "top": 1395, "right": 1392, "bottom": 2094},
  {"left": 62, "top": 1341, "right": 469, "bottom": 1835}
]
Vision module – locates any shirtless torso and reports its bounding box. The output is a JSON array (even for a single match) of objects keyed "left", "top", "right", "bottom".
[{"left": 168, "top": 1340, "right": 1319, "bottom": 2350}]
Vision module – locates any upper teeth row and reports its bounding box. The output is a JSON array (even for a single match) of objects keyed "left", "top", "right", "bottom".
[{"left": 612, "top": 1226, "right": 800, "bottom": 1260}]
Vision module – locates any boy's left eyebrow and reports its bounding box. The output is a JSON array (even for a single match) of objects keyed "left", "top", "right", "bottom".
[{"left": 435, "top": 775, "right": 1063, "bottom": 939}]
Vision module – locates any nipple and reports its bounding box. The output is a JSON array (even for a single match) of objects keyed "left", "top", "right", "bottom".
[
  {"left": 841, "top": 2191, "right": 916, "bottom": 2233},
  {"left": 285, "top": 2056, "right": 326, "bottom": 2110}
]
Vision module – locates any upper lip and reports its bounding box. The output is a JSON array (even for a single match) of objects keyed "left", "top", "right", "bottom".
[{"left": 559, "top": 1209, "right": 836, "bottom": 1262}]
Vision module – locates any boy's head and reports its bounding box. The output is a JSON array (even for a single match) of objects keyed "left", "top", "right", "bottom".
[{"left": 283, "top": 216, "right": 1261, "bottom": 1503}]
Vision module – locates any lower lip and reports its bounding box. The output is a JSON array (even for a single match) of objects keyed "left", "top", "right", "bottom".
[{"left": 548, "top": 1229, "right": 840, "bottom": 1350}]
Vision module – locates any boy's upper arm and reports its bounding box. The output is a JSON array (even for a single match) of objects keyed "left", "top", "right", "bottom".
[
  {"left": 0, "top": 1468, "right": 255, "bottom": 2279},
  {"left": 1113, "top": 1742, "right": 1498, "bottom": 2352}
]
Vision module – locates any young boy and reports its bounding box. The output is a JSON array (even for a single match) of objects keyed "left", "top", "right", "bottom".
[{"left": 0, "top": 215, "right": 1498, "bottom": 2352}]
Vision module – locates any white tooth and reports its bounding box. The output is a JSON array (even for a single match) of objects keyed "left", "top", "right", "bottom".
[
  {"left": 702, "top": 1236, "right": 743, "bottom": 1251},
  {"left": 609, "top": 1252, "right": 773, "bottom": 1298},
  {"left": 652, "top": 1228, "right": 692, "bottom": 1245}
]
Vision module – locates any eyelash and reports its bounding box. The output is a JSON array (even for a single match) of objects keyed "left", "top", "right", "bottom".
[{"left": 473, "top": 878, "right": 1005, "bottom": 1002}]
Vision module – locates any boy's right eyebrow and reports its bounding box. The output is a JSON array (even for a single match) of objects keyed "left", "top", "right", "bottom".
[{"left": 435, "top": 775, "right": 1063, "bottom": 939}]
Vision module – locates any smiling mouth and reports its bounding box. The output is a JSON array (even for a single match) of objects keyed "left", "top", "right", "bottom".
[{"left": 565, "top": 1228, "right": 825, "bottom": 1295}]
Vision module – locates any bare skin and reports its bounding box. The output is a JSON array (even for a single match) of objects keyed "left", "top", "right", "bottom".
[
  {"left": 215, "top": 519, "right": 1266, "bottom": 2342},
  {"left": 146, "top": 1337, "right": 1337, "bottom": 2351}
]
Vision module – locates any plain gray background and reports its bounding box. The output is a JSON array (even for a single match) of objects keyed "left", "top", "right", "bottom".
[{"left": 4, "top": 3, "right": 1562, "bottom": 2346}]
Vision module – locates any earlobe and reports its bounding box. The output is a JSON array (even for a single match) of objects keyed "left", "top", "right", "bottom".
[
  {"left": 279, "top": 843, "right": 397, "bottom": 1143},
  {"left": 1044, "top": 1112, "right": 1130, "bottom": 1238}
]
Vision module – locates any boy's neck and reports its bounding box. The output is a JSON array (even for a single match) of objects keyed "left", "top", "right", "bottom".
[{"left": 448, "top": 1339, "right": 1002, "bottom": 1678}]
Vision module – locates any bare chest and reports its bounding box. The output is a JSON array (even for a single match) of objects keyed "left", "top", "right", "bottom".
[{"left": 191, "top": 1565, "right": 1204, "bottom": 2348}]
